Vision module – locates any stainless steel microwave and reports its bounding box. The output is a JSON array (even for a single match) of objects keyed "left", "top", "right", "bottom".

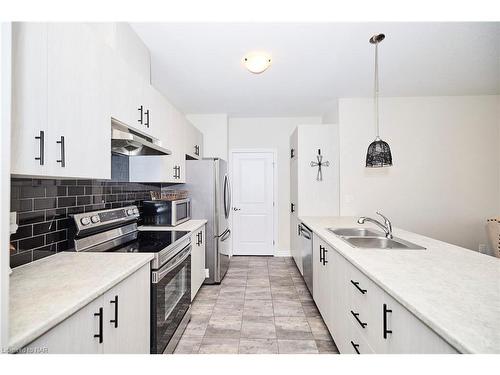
[{"left": 142, "top": 199, "right": 191, "bottom": 227}]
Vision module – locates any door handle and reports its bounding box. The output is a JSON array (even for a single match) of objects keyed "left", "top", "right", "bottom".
[
  {"left": 350, "top": 341, "right": 360, "bottom": 354},
  {"left": 383, "top": 303, "right": 393, "bottom": 339},
  {"left": 144, "top": 109, "right": 150, "bottom": 128},
  {"left": 35, "top": 130, "right": 45, "bottom": 165},
  {"left": 291, "top": 203, "right": 295, "bottom": 213},
  {"left": 110, "top": 295, "right": 118, "bottom": 328},
  {"left": 94, "top": 307, "right": 103, "bottom": 343},
  {"left": 233, "top": 207, "right": 241, "bottom": 211},
  {"left": 351, "top": 310, "right": 367, "bottom": 328},
  {"left": 138, "top": 105, "right": 143, "bottom": 125},
  {"left": 350, "top": 280, "right": 367, "bottom": 294},
  {"left": 56, "top": 136, "right": 65, "bottom": 167}
]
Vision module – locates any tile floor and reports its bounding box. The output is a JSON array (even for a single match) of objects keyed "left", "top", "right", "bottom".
[{"left": 174, "top": 256, "right": 339, "bottom": 354}]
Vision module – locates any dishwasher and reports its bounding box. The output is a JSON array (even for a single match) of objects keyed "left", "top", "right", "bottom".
[{"left": 299, "top": 223, "right": 313, "bottom": 295}]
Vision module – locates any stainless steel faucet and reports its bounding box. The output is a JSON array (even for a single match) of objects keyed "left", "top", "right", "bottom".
[{"left": 357, "top": 212, "right": 393, "bottom": 239}]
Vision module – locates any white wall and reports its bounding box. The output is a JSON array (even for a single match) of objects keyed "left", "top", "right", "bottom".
[
  {"left": 187, "top": 114, "right": 228, "bottom": 160},
  {"left": 321, "top": 99, "right": 338, "bottom": 124},
  {"left": 339, "top": 96, "right": 500, "bottom": 251},
  {"left": 228, "top": 117, "right": 322, "bottom": 255},
  {"left": 1, "top": 22, "right": 11, "bottom": 349}
]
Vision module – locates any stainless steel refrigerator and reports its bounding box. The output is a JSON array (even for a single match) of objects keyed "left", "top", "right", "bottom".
[{"left": 184, "top": 158, "right": 231, "bottom": 284}]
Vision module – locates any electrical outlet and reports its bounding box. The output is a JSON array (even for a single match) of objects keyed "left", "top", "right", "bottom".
[{"left": 478, "top": 244, "right": 487, "bottom": 254}]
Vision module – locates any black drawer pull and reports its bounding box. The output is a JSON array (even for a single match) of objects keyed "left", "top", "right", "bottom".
[
  {"left": 383, "top": 303, "right": 392, "bottom": 339},
  {"left": 351, "top": 310, "right": 367, "bottom": 328},
  {"left": 144, "top": 109, "right": 150, "bottom": 128},
  {"left": 319, "top": 245, "right": 324, "bottom": 263},
  {"left": 350, "top": 341, "right": 360, "bottom": 354},
  {"left": 35, "top": 130, "right": 45, "bottom": 165},
  {"left": 110, "top": 295, "right": 118, "bottom": 328},
  {"left": 94, "top": 307, "right": 103, "bottom": 343},
  {"left": 290, "top": 203, "right": 295, "bottom": 213},
  {"left": 290, "top": 148, "right": 295, "bottom": 158},
  {"left": 322, "top": 248, "right": 328, "bottom": 265},
  {"left": 56, "top": 136, "right": 65, "bottom": 167},
  {"left": 138, "top": 105, "right": 143, "bottom": 124},
  {"left": 350, "top": 280, "right": 367, "bottom": 294}
]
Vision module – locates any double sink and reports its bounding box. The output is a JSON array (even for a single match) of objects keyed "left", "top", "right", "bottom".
[{"left": 328, "top": 228, "right": 426, "bottom": 250}]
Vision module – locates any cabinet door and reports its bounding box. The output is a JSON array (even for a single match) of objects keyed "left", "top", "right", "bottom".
[
  {"left": 47, "top": 23, "right": 111, "bottom": 179},
  {"left": 185, "top": 119, "right": 203, "bottom": 159},
  {"left": 190, "top": 230, "right": 200, "bottom": 301},
  {"left": 191, "top": 225, "right": 206, "bottom": 300},
  {"left": 143, "top": 84, "right": 169, "bottom": 142},
  {"left": 11, "top": 23, "right": 50, "bottom": 176},
  {"left": 102, "top": 264, "right": 150, "bottom": 354},
  {"left": 111, "top": 53, "right": 146, "bottom": 132},
  {"left": 25, "top": 296, "right": 104, "bottom": 354}
]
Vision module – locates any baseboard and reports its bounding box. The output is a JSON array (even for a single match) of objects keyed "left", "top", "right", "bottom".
[{"left": 274, "top": 248, "right": 291, "bottom": 257}]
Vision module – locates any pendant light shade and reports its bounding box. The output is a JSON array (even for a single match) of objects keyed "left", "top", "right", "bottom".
[
  {"left": 365, "top": 33, "right": 393, "bottom": 168},
  {"left": 366, "top": 137, "right": 393, "bottom": 167}
]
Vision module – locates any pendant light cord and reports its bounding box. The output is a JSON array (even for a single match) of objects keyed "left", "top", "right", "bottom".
[{"left": 374, "top": 41, "right": 380, "bottom": 139}]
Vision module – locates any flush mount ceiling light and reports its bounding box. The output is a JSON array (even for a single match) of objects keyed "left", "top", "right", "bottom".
[
  {"left": 365, "top": 33, "right": 393, "bottom": 168},
  {"left": 242, "top": 52, "right": 272, "bottom": 74}
]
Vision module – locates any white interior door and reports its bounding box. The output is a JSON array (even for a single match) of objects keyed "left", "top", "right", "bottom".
[{"left": 232, "top": 151, "right": 274, "bottom": 256}]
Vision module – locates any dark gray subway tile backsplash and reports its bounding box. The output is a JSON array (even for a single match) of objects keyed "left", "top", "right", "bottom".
[{"left": 10, "top": 178, "right": 163, "bottom": 268}]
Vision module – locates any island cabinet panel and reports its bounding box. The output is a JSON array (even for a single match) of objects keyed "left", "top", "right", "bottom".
[
  {"left": 22, "top": 264, "right": 150, "bottom": 354},
  {"left": 321, "top": 242, "right": 459, "bottom": 354}
]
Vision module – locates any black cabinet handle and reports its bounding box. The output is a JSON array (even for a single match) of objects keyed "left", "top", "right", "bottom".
[
  {"left": 319, "top": 245, "right": 324, "bottom": 263},
  {"left": 350, "top": 341, "right": 360, "bottom": 354},
  {"left": 383, "top": 303, "right": 392, "bottom": 339},
  {"left": 138, "top": 105, "right": 143, "bottom": 125},
  {"left": 196, "top": 231, "right": 201, "bottom": 246},
  {"left": 290, "top": 148, "right": 295, "bottom": 158},
  {"left": 199, "top": 231, "right": 203, "bottom": 245},
  {"left": 173, "top": 165, "right": 180, "bottom": 179},
  {"left": 94, "top": 307, "right": 103, "bottom": 343},
  {"left": 35, "top": 130, "right": 45, "bottom": 165},
  {"left": 350, "top": 280, "right": 367, "bottom": 294},
  {"left": 110, "top": 295, "right": 118, "bottom": 328},
  {"left": 290, "top": 203, "right": 295, "bottom": 213},
  {"left": 195, "top": 145, "right": 199, "bottom": 156},
  {"left": 56, "top": 136, "right": 65, "bottom": 167},
  {"left": 322, "top": 248, "right": 328, "bottom": 265},
  {"left": 144, "top": 109, "right": 150, "bottom": 128},
  {"left": 351, "top": 310, "right": 367, "bottom": 328},
  {"left": 177, "top": 165, "right": 181, "bottom": 179}
]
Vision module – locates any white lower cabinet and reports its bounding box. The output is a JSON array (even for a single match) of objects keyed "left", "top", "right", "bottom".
[
  {"left": 191, "top": 225, "right": 206, "bottom": 301},
  {"left": 291, "top": 217, "right": 302, "bottom": 274},
  {"left": 23, "top": 264, "right": 150, "bottom": 354},
  {"left": 312, "top": 236, "right": 458, "bottom": 354}
]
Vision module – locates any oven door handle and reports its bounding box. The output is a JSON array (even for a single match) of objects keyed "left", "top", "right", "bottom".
[{"left": 152, "top": 246, "right": 191, "bottom": 284}]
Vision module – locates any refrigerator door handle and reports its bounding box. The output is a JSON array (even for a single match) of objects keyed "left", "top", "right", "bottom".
[
  {"left": 220, "top": 228, "right": 231, "bottom": 242},
  {"left": 223, "top": 174, "right": 230, "bottom": 219}
]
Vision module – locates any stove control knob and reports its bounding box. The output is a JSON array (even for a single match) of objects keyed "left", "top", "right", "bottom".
[
  {"left": 80, "top": 217, "right": 91, "bottom": 226},
  {"left": 126, "top": 209, "right": 134, "bottom": 216},
  {"left": 91, "top": 215, "right": 100, "bottom": 223},
  {"left": 133, "top": 208, "right": 139, "bottom": 215}
]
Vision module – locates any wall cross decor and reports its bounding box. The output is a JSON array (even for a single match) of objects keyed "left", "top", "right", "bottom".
[{"left": 310, "top": 149, "right": 330, "bottom": 181}]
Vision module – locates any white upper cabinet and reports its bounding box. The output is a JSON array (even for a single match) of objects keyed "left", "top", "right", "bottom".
[
  {"left": 111, "top": 54, "right": 146, "bottom": 132},
  {"left": 11, "top": 23, "right": 49, "bottom": 176},
  {"left": 185, "top": 119, "right": 203, "bottom": 160},
  {"left": 12, "top": 23, "right": 112, "bottom": 179},
  {"left": 47, "top": 23, "right": 112, "bottom": 179}
]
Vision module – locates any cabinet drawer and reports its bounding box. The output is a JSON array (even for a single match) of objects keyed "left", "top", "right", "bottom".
[
  {"left": 344, "top": 258, "right": 457, "bottom": 354},
  {"left": 344, "top": 321, "right": 374, "bottom": 354}
]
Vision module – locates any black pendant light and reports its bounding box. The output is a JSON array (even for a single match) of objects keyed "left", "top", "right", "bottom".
[{"left": 365, "top": 34, "right": 393, "bottom": 168}]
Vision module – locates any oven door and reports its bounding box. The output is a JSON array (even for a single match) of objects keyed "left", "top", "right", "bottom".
[
  {"left": 171, "top": 198, "right": 191, "bottom": 226},
  {"left": 150, "top": 244, "right": 191, "bottom": 354}
]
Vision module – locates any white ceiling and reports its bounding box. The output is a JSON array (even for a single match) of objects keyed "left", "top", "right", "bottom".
[{"left": 131, "top": 22, "right": 500, "bottom": 117}]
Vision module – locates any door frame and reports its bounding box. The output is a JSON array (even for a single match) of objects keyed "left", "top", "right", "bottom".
[{"left": 229, "top": 149, "right": 278, "bottom": 257}]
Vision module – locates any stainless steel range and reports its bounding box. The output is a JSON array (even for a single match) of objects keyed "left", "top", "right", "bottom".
[{"left": 70, "top": 205, "right": 192, "bottom": 354}]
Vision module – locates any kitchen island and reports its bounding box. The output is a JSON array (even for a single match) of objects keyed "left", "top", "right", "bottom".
[{"left": 299, "top": 216, "right": 500, "bottom": 354}]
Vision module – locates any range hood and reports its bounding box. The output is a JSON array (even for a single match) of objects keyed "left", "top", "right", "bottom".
[{"left": 111, "top": 119, "right": 171, "bottom": 156}]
